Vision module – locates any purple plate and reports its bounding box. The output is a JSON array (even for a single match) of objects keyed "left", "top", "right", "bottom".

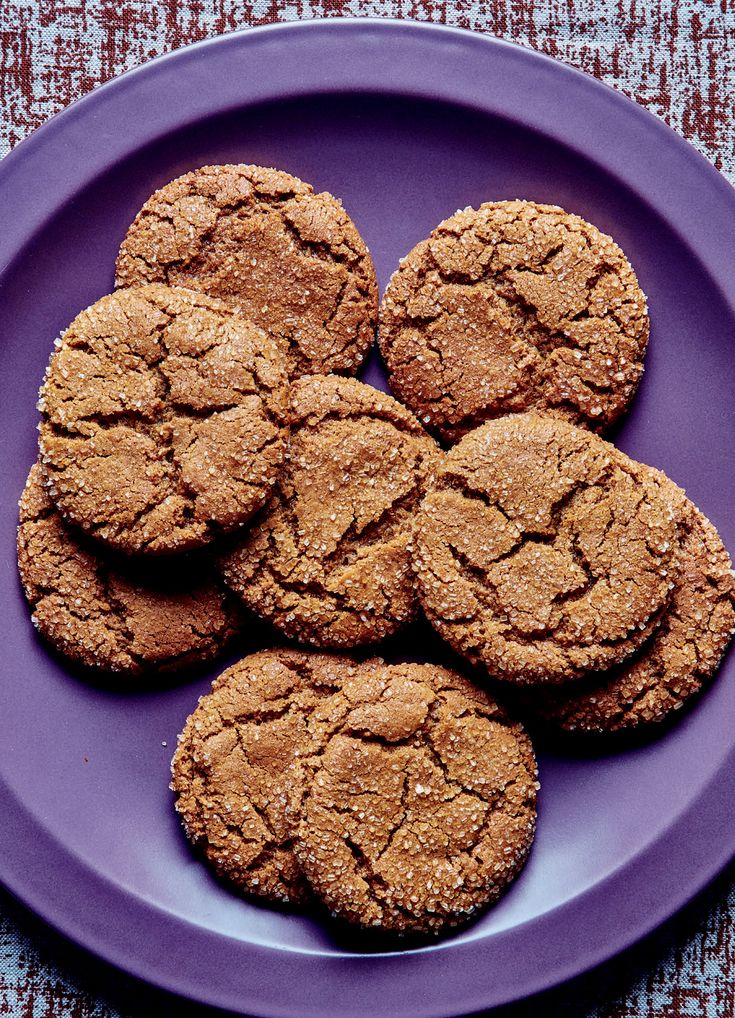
[{"left": 2, "top": 19, "right": 735, "bottom": 1017}]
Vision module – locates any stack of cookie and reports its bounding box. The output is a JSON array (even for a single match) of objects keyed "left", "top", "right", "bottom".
[
  {"left": 19, "top": 164, "right": 388, "bottom": 672},
  {"left": 412, "top": 414, "right": 735, "bottom": 734},
  {"left": 17, "top": 166, "right": 734, "bottom": 937},
  {"left": 171, "top": 650, "right": 537, "bottom": 935},
  {"left": 377, "top": 200, "right": 735, "bottom": 737}
]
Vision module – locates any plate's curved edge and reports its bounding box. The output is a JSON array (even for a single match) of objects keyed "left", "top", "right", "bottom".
[
  {"left": 1, "top": 744, "right": 734, "bottom": 1018},
  {"left": 1, "top": 19, "right": 735, "bottom": 294},
  {"left": 2, "top": 18, "right": 735, "bottom": 1017}
]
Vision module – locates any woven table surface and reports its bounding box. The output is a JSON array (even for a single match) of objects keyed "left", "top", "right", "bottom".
[{"left": 1, "top": 4, "right": 734, "bottom": 1017}]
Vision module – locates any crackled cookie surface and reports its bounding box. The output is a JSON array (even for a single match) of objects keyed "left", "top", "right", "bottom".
[
  {"left": 293, "top": 661, "right": 537, "bottom": 934},
  {"left": 414, "top": 414, "right": 679, "bottom": 684},
  {"left": 116, "top": 164, "right": 378, "bottom": 377},
  {"left": 523, "top": 491, "right": 735, "bottom": 732},
  {"left": 380, "top": 201, "right": 648, "bottom": 443},
  {"left": 220, "top": 375, "right": 439, "bottom": 648},
  {"left": 17, "top": 463, "right": 240, "bottom": 674},
  {"left": 171, "top": 649, "right": 351, "bottom": 904},
  {"left": 38, "top": 284, "right": 288, "bottom": 555}
]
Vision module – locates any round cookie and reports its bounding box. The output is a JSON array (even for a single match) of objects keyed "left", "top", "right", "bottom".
[
  {"left": 379, "top": 200, "right": 648, "bottom": 443},
  {"left": 18, "top": 462, "right": 241, "bottom": 674},
  {"left": 293, "top": 661, "right": 537, "bottom": 935},
  {"left": 116, "top": 164, "right": 378, "bottom": 378},
  {"left": 38, "top": 284, "right": 288, "bottom": 555},
  {"left": 171, "top": 649, "right": 350, "bottom": 904},
  {"left": 413, "top": 414, "right": 680, "bottom": 685},
  {"left": 521, "top": 493, "right": 735, "bottom": 733},
  {"left": 220, "top": 375, "right": 440, "bottom": 648}
]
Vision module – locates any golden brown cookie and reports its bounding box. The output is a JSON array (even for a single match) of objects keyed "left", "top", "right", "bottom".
[
  {"left": 520, "top": 492, "right": 735, "bottom": 732},
  {"left": 379, "top": 200, "right": 648, "bottom": 443},
  {"left": 413, "top": 414, "right": 679, "bottom": 685},
  {"left": 220, "top": 375, "right": 440, "bottom": 648},
  {"left": 293, "top": 661, "right": 537, "bottom": 935},
  {"left": 18, "top": 462, "right": 241, "bottom": 674},
  {"left": 116, "top": 164, "right": 378, "bottom": 377},
  {"left": 38, "top": 284, "right": 288, "bottom": 555},
  {"left": 171, "top": 649, "right": 350, "bottom": 904}
]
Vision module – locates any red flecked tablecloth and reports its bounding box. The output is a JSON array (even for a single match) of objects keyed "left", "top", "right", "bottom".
[{"left": 1, "top": 4, "right": 734, "bottom": 1017}]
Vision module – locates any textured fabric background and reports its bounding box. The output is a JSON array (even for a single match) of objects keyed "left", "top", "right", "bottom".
[{"left": 1, "top": 5, "right": 734, "bottom": 1017}]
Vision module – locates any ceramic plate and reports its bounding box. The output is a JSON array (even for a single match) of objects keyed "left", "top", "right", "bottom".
[{"left": 2, "top": 19, "right": 735, "bottom": 1016}]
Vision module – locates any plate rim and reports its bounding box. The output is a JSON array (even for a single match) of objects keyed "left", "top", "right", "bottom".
[{"left": 2, "top": 17, "right": 735, "bottom": 1016}]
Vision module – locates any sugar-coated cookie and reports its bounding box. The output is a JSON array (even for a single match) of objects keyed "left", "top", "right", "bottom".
[
  {"left": 171, "top": 649, "right": 351, "bottom": 904},
  {"left": 413, "top": 414, "right": 679, "bottom": 684},
  {"left": 38, "top": 284, "right": 288, "bottom": 555},
  {"left": 293, "top": 661, "right": 537, "bottom": 934},
  {"left": 18, "top": 462, "right": 241, "bottom": 673},
  {"left": 220, "top": 375, "right": 439, "bottom": 648},
  {"left": 521, "top": 491, "right": 735, "bottom": 732},
  {"left": 380, "top": 201, "right": 648, "bottom": 443},
  {"left": 116, "top": 164, "right": 378, "bottom": 377}
]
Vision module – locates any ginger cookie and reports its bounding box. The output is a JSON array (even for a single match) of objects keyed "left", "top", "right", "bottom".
[
  {"left": 521, "top": 492, "right": 735, "bottom": 733},
  {"left": 116, "top": 164, "right": 378, "bottom": 377},
  {"left": 38, "top": 284, "right": 288, "bottom": 555},
  {"left": 413, "top": 414, "right": 679, "bottom": 685},
  {"left": 379, "top": 200, "right": 648, "bottom": 443},
  {"left": 293, "top": 661, "right": 537, "bottom": 935},
  {"left": 17, "top": 462, "right": 241, "bottom": 674},
  {"left": 220, "top": 375, "right": 440, "bottom": 648},
  {"left": 171, "top": 649, "right": 353, "bottom": 904}
]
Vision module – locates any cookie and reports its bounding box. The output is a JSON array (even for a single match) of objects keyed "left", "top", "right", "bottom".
[
  {"left": 116, "top": 164, "right": 378, "bottom": 377},
  {"left": 293, "top": 661, "right": 537, "bottom": 935},
  {"left": 521, "top": 492, "right": 735, "bottom": 733},
  {"left": 17, "top": 462, "right": 241, "bottom": 674},
  {"left": 413, "top": 414, "right": 679, "bottom": 685},
  {"left": 171, "top": 649, "right": 349, "bottom": 904},
  {"left": 379, "top": 200, "right": 648, "bottom": 443},
  {"left": 220, "top": 375, "right": 439, "bottom": 648},
  {"left": 38, "top": 284, "right": 288, "bottom": 555}
]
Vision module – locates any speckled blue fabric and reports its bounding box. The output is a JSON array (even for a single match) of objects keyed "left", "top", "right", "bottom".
[{"left": 1, "top": 4, "right": 734, "bottom": 1016}]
